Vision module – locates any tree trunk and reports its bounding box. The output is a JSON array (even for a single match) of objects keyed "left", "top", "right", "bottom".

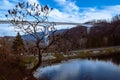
[{"left": 31, "top": 46, "right": 42, "bottom": 73}]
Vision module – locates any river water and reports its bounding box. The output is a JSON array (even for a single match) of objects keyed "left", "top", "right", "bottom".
[{"left": 34, "top": 56, "right": 120, "bottom": 80}]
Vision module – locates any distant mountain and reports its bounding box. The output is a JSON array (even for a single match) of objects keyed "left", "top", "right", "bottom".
[
  {"left": 22, "top": 33, "right": 41, "bottom": 41},
  {"left": 22, "top": 29, "right": 68, "bottom": 41}
]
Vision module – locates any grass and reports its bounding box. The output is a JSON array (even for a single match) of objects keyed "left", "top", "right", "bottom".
[
  {"left": 53, "top": 53, "right": 64, "bottom": 61},
  {"left": 55, "top": 47, "right": 120, "bottom": 60},
  {"left": 18, "top": 46, "right": 120, "bottom": 68},
  {"left": 20, "top": 56, "right": 38, "bottom": 69}
]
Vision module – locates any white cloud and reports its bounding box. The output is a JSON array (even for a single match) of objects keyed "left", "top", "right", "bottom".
[
  {"left": 25, "top": 0, "right": 39, "bottom": 5},
  {"left": 0, "top": 0, "right": 40, "bottom": 20},
  {"left": 81, "top": 5, "right": 120, "bottom": 22},
  {"left": 49, "top": 0, "right": 81, "bottom": 23},
  {"left": 0, "top": 24, "right": 17, "bottom": 36},
  {"left": 0, "top": 0, "right": 14, "bottom": 10},
  {"left": 50, "top": 0, "right": 120, "bottom": 24},
  {"left": 0, "top": 0, "right": 40, "bottom": 36},
  {"left": 0, "top": 0, "right": 15, "bottom": 20},
  {"left": 54, "top": 0, "right": 79, "bottom": 12},
  {"left": 1, "top": 0, "right": 120, "bottom": 23},
  {"left": 103, "top": 5, "right": 120, "bottom": 16},
  {"left": 1, "top": 0, "right": 120, "bottom": 35},
  {"left": 54, "top": 0, "right": 66, "bottom": 5}
]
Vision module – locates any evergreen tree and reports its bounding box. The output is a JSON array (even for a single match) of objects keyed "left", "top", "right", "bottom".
[{"left": 13, "top": 32, "right": 25, "bottom": 54}]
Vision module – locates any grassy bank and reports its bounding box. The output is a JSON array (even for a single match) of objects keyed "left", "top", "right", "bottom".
[
  {"left": 3, "top": 46, "right": 118, "bottom": 80},
  {"left": 0, "top": 55, "right": 36, "bottom": 80},
  {"left": 41, "top": 46, "right": 120, "bottom": 66}
]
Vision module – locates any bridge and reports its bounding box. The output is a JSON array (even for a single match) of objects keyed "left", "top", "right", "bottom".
[
  {"left": 0, "top": 20, "right": 91, "bottom": 25},
  {"left": 0, "top": 20, "right": 93, "bottom": 45}
]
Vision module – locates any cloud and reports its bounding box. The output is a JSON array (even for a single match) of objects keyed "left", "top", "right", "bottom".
[
  {"left": 54, "top": 0, "right": 79, "bottom": 12},
  {"left": 0, "top": 0, "right": 40, "bottom": 36},
  {"left": 1, "top": 0, "right": 120, "bottom": 23},
  {"left": 0, "top": 24, "right": 17, "bottom": 36},
  {"left": 0, "top": 0, "right": 15, "bottom": 20},
  {"left": 50, "top": 0, "right": 120, "bottom": 24},
  {"left": 1, "top": 0, "right": 120, "bottom": 36},
  {"left": 0, "top": 0, "right": 21, "bottom": 11},
  {"left": 25, "top": 0, "right": 39, "bottom": 5},
  {"left": 0, "top": 0, "right": 19, "bottom": 20},
  {"left": 49, "top": 0, "right": 80, "bottom": 23},
  {"left": 81, "top": 5, "right": 120, "bottom": 22}
]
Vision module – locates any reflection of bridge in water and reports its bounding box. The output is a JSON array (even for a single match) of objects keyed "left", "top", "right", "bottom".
[{"left": 0, "top": 20, "right": 93, "bottom": 45}]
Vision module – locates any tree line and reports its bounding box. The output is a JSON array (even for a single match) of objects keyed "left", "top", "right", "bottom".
[{"left": 53, "top": 15, "right": 120, "bottom": 52}]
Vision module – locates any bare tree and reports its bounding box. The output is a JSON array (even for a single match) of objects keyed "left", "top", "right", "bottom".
[
  {"left": 5, "top": 2, "right": 57, "bottom": 72},
  {"left": 0, "top": 37, "right": 12, "bottom": 61}
]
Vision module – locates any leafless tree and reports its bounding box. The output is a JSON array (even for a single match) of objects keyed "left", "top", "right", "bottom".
[
  {"left": 5, "top": 2, "right": 57, "bottom": 72},
  {"left": 0, "top": 37, "right": 12, "bottom": 61}
]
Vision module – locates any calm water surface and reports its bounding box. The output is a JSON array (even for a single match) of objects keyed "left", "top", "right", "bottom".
[{"left": 34, "top": 58, "right": 120, "bottom": 80}]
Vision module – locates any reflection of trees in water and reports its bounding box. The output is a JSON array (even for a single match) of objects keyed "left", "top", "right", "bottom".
[
  {"left": 111, "top": 56, "right": 120, "bottom": 65},
  {"left": 89, "top": 52, "right": 120, "bottom": 66}
]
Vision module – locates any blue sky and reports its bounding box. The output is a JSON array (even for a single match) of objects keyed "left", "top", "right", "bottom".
[{"left": 0, "top": 0, "right": 120, "bottom": 36}]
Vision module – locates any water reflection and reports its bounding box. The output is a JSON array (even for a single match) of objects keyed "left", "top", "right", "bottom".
[
  {"left": 34, "top": 58, "right": 120, "bottom": 80},
  {"left": 90, "top": 54, "right": 120, "bottom": 65}
]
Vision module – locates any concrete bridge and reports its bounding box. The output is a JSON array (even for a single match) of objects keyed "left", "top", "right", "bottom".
[{"left": 0, "top": 20, "right": 93, "bottom": 46}]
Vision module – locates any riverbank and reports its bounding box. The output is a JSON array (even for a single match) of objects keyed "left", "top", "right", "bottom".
[
  {"left": 26, "top": 46, "right": 119, "bottom": 68},
  {"left": 34, "top": 55, "right": 120, "bottom": 80},
  {"left": 0, "top": 56, "right": 36, "bottom": 80},
  {"left": 21, "top": 46, "right": 120, "bottom": 68},
  {"left": 40, "top": 46, "right": 120, "bottom": 66}
]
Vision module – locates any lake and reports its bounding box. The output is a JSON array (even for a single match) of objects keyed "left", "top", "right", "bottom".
[{"left": 34, "top": 56, "right": 120, "bottom": 80}]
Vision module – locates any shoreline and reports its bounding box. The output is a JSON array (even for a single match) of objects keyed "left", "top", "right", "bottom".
[{"left": 40, "top": 51, "right": 120, "bottom": 67}]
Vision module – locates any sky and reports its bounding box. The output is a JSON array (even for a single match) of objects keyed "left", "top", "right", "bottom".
[{"left": 0, "top": 0, "right": 120, "bottom": 36}]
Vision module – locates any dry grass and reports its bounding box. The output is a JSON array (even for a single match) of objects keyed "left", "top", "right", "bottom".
[{"left": 0, "top": 55, "right": 36, "bottom": 80}]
